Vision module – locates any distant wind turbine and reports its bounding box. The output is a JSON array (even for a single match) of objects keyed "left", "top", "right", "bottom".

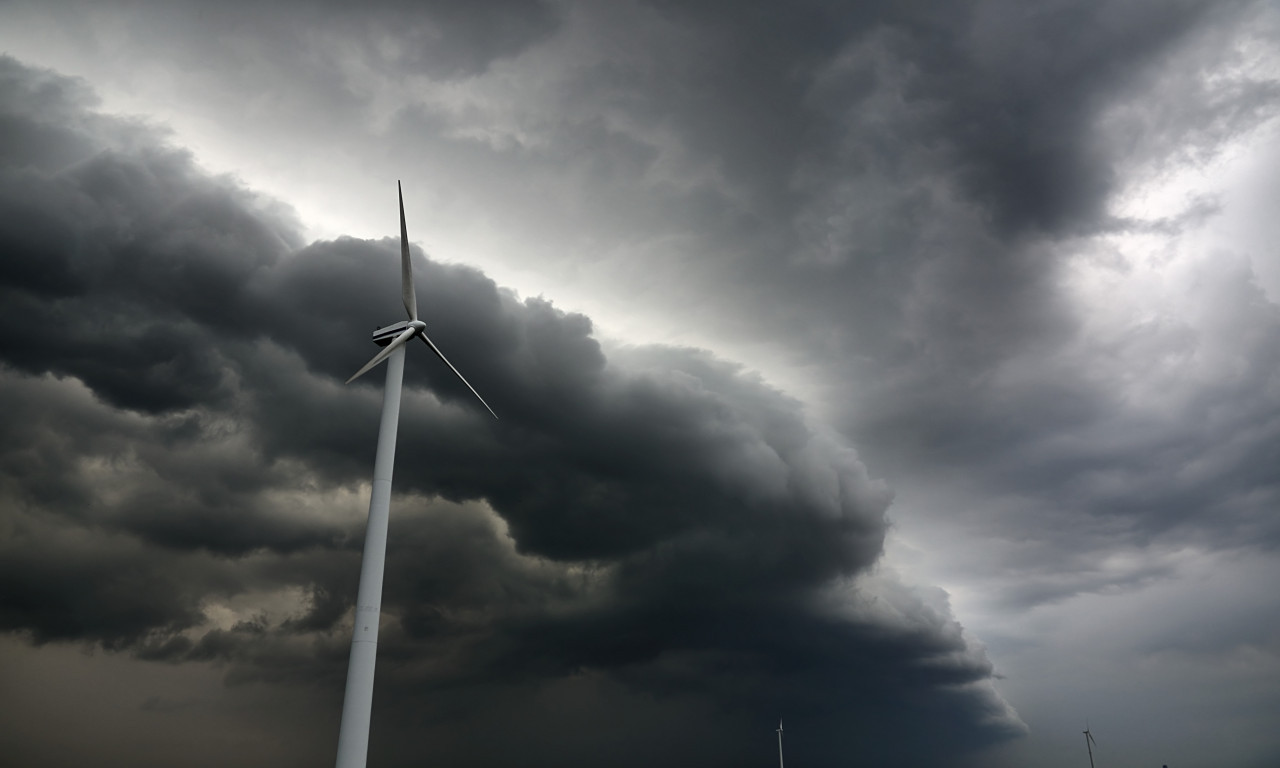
[
  {"left": 1083, "top": 722, "right": 1097, "bottom": 768},
  {"left": 777, "top": 717, "right": 785, "bottom": 768},
  {"left": 333, "top": 182, "right": 497, "bottom": 768}
]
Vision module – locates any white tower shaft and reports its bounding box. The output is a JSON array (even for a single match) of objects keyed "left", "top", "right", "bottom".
[{"left": 335, "top": 345, "right": 407, "bottom": 768}]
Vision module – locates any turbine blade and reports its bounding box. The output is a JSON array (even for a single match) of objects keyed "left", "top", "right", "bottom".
[
  {"left": 346, "top": 327, "right": 416, "bottom": 384},
  {"left": 417, "top": 332, "right": 498, "bottom": 419},
  {"left": 399, "top": 181, "right": 418, "bottom": 322}
]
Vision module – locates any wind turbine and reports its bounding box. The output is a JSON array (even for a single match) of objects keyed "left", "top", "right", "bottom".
[
  {"left": 1082, "top": 722, "right": 1097, "bottom": 768},
  {"left": 333, "top": 182, "right": 497, "bottom": 768},
  {"left": 776, "top": 717, "right": 784, "bottom": 768}
]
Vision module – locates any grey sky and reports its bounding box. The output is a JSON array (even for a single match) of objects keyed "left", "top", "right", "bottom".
[{"left": 1, "top": 1, "right": 1279, "bottom": 767}]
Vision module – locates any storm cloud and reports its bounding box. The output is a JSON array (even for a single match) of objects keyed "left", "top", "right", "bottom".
[
  {"left": 0, "top": 55, "right": 1020, "bottom": 767},
  {"left": 2, "top": 1, "right": 1280, "bottom": 766}
]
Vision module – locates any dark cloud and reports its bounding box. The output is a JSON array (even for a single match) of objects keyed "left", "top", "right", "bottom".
[
  {"left": 0, "top": 55, "right": 1022, "bottom": 767},
  {"left": 8, "top": 0, "right": 562, "bottom": 82},
  {"left": 346, "top": 0, "right": 1276, "bottom": 405},
  {"left": 728, "top": 0, "right": 1280, "bottom": 614},
  {"left": 634, "top": 0, "right": 1245, "bottom": 236},
  {"left": 3, "top": 1, "right": 1278, "bottom": 765}
]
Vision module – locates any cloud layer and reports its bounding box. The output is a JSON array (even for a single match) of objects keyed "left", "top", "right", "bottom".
[
  {"left": 0, "top": 55, "right": 1022, "bottom": 767},
  {"left": 2, "top": 1, "right": 1279, "bottom": 765}
]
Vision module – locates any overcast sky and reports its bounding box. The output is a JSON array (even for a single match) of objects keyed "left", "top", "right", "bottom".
[{"left": 1, "top": 2, "right": 1279, "bottom": 767}]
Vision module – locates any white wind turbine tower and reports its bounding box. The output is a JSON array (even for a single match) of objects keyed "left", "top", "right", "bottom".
[
  {"left": 776, "top": 717, "right": 785, "bottom": 768},
  {"left": 333, "top": 182, "right": 497, "bottom": 768}
]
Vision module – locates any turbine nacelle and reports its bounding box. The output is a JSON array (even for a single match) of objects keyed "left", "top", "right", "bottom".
[{"left": 372, "top": 321, "right": 412, "bottom": 347}]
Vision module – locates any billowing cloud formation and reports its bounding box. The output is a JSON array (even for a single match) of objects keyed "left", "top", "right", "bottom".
[
  {"left": 4, "top": 1, "right": 1277, "bottom": 765},
  {"left": 0, "top": 57, "right": 1022, "bottom": 767}
]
